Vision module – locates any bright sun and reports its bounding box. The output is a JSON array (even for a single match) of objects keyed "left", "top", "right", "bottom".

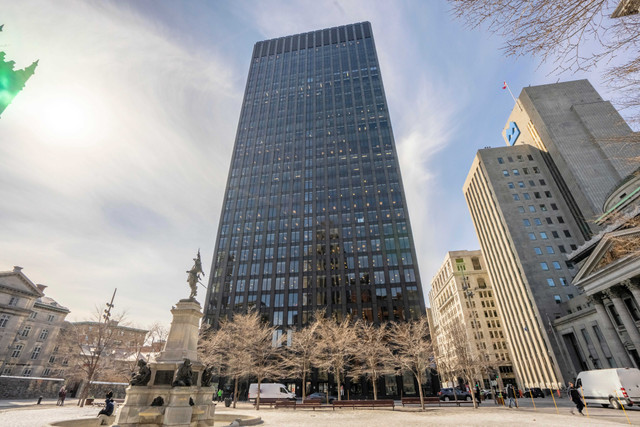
[
  {"left": 29, "top": 86, "right": 110, "bottom": 147},
  {"left": 43, "top": 99, "right": 90, "bottom": 139}
]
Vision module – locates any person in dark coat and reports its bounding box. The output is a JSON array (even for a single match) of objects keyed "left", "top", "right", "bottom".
[
  {"left": 506, "top": 384, "right": 517, "bottom": 408},
  {"left": 474, "top": 384, "right": 481, "bottom": 405},
  {"left": 98, "top": 391, "right": 115, "bottom": 417},
  {"left": 57, "top": 386, "right": 67, "bottom": 406},
  {"left": 568, "top": 382, "right": 585, "bottom": 415}
]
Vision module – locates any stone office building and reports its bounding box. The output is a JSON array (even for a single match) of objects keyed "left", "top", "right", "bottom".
[
  {"left": 464, "top": 145, "right": 584, "bottom": 390},
  {"left": 554, "top": 171, "right": 640, "bottom": 379},
  {"left": 0, "top": 266, "right": 70, "bottom": 378},
  {"left": 429, "top": 250, "right": 515, "bottom": 388},
  {"left": 464, "top": 80, "right": 640, "bottom": 390}
]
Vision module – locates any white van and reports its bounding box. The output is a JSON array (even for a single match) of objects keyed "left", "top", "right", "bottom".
[
  {"left": 576, "top": 368, "right": 640, "bottom": 409},
  {"left": 248, "top": 383, "right": 296, "bottom": 402}
]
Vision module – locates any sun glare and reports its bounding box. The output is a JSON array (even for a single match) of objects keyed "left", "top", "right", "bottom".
[
  {"left": 43, "top": 99, "right": 90, "bottom": 138},
  {"left": 28, "top": 86, "right": 110, "bottom": 147}
]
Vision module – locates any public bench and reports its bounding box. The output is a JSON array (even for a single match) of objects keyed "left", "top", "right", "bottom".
[
  {"left": 332, "top": 399, "right": 394, "bottom": 410},
  {"left": 401, "top": 396, "right": 439, "bottom": 406},
  {"left": 401, "top": 396, "right": 472, "bottom": 407},
  {"left": 273, "top": 400, "right": 324, "bottom": 410},
  {"left": 253, "top": 398, "right": 291, "bottom": 408},
  {"left": 438, "top": 399, "right": 474, "bottom": 406},
  {"left": 274, "top": 400, "right": 297, "bottom": 409}
]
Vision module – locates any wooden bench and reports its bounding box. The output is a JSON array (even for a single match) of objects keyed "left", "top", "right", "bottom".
[
  {"left": 401, "top": 396, "right": 439, "bottom": 406},
  {"left": 274, "top": 400, "right": 297, "bottom": 409},
  {"left": 332, "top": 399, "right": 394, "bottom": 410},
  {"left": 253, "top": 398, "right": 291, "bottom": 408},
  {"left": 438, "top": 399, "right": 474, "bottom": 406},
  {"left": 298, "top": 400, "right": 323, "bottom": 410},
  {"left": 273, "top": 400, "right": 324, "bottom": 410}
]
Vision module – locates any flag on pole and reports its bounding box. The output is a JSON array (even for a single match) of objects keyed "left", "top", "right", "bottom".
[{"left": 502, "top": 81, "right": 507, "bottom": 90}]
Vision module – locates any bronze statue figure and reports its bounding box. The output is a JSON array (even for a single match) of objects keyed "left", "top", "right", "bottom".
[
  {"left": 201, "top": 365, "right": 215, "bottom": 387},
  {"left": 130, "top": 359, "right": 151, "bottom": 386},
  {"left": 186, "top": 250, "right": 205, "bottom": 299},
  {"left": 150, "top": 396, "right": 164, "bottom": 406},
  {"left": 172, "top": 358, "right": 194, "bottom": 387}
]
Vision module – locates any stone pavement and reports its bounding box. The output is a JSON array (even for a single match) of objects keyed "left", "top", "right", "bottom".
[
  {"left": 1, "top": 398, "right": 639, "bottom": 426},
  {"left": 0, "top": 400, "right": 97, "bottom": 427}
]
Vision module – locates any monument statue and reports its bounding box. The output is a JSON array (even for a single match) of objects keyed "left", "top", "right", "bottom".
[
  {"left": 186, "top": 250, "right": 205, "bottom": 299},
  {"left": 201, "top": 365, "right": 214, "bottom": 387},
  {"left": 130, "top": 359, "right": 151, "bottom": 386},
  {"left": 172, "top": 358, "right": 194, "bottom": 387}
]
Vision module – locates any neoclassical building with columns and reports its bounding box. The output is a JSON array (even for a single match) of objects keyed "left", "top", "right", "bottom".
[{"left": 554, "top": 171, "right": 640, "bottom": 380}]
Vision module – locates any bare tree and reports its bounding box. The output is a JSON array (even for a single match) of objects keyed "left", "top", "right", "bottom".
[
  {"left": 214, "top": 315, "right": 253, "bottom": 409},
  {"left": 198, "top": 325, "right": 228, "bottom": 380},
  {"left": 389, "top": 317, "right": 434, "bottom": 411},
  {"left": 348, "top": 321, "right": 397, "bottom": 400},
  {"left": 280, "top": 311, "right": 323, "bottom": 401},
  {"left": 202, "top": 311, "right": 287, "bottom": 410},
  {"left": 313, "top": 313, "right": 357, "bottom": 402},
  {"left": 241, "top": 312, "right": 287, "bottom": 410},
  {"left": 68, "top": 308, "right": 128, "bottom": 407},
  {"left": 145, "top": 322, "right": 168, "bottom": 355},
  {"left": 449, "top": 0, "right": 640, "bottom": 124},
  {"left": 437, "top": 323, "right": 493, "bottom": 409}
]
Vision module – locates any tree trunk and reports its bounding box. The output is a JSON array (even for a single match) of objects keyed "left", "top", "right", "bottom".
[
  {"left": 255, "top": 378, "right": 261, "bottom": 410},
  {"left": 372, "top": 375, "right": 378, "bottom": 401},
  {"left": 302, "top": 369, "right": 307, "bottom": 401},
  {"left": 417, "top": 373, "right": 425, "bottom": 411},
  {"left": 336, "top": 371, "right": 341, "bottom": 402},
  {"left": 233, "top": 375, "right": 239, "bottom": 409},
  {"left": 78, "top": 367, "right": 96, "bottom": 408},
  {"left": 470, "top": 378, "right": 478, "bottom": 409}
]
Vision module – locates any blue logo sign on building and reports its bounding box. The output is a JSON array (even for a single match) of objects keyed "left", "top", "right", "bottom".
[{"left": 505, "top": 121, "right": 520, "bottom": 145}]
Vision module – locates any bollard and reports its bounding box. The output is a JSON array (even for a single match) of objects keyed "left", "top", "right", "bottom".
[{"left": 37, "top": 396, "right": 43, "bottom": 405}]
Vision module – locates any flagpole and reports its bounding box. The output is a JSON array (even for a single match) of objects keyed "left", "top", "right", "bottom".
[
  {"left": 504, "top": 82, "right": 517, "bottom": 103},
  {"left": 503, "top": 81, "right": 523, "bottom": 112}
]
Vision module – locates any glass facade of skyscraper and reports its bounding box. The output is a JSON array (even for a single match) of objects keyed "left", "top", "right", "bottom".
[{"left": 204, "top": 22, "right": 426, "bottom": 330}]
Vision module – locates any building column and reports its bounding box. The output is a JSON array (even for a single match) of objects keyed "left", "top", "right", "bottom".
[
  {"left": 604, "top": 287, "right": 640, "bottom": 353},
  {"left": 589, "top": 294, "right": 633, "bottom": 368},
  {"left": 623, "top": 280, "right": 640, "bottom": 310}
]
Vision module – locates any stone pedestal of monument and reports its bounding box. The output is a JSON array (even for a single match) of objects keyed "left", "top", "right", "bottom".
[{"left": 114, "top": 299, "right": 215, "bottom": 427}]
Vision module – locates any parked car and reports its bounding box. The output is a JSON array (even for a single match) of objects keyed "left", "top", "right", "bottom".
[
  {"left": 307, "top": 392, "right": 337, "bottom": 403},
  {"left": 577, "top": 368, "right": 640, "bottom": 409},
  {"left": 481, "top": 389, "right": 493, "bottom": 399},
  {"left": 523, "top": 388, "right": 545, "bottom": 398},
  {"left": 438, "top": 388, "right": 472, "bottom": 401}
]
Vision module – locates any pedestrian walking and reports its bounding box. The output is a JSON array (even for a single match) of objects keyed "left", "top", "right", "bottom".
[
  {"left": 57, "top": 386, "right": 67, "bottom": 406},
  {"left": 506, "top": 384, "right": 517, "bottom": 408},
  {"left": 568, "top": 382, "right": 585, "bottom": 416},
  {"left": 474, "top": 384, "right": 481, "bottom": 405}
]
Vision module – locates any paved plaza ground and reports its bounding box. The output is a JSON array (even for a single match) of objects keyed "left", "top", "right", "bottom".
[{"left": 0, "top": 397, "right": 638, "bottom": 426}]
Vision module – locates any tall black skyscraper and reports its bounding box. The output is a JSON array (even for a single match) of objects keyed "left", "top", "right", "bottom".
[{"left": 204, "top": 22, "right": 426, "bottom": 332}]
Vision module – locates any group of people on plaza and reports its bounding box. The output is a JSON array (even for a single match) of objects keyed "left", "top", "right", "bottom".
[{"left": 500, "top": 382, "right": 584, "bottom": 415}]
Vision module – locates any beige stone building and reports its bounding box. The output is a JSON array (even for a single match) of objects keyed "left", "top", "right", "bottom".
[
  {"left": 429, "top": 250, "right": 514, "bottom": 388},
  {"left": 464, "top": 80, "right": 638, "bottom": 390},
  {"left": 0, "top": 266, "right": 70, "bottom": 378},
  {"left": 553, "top": 172, "right": 640, "bottom": 380}
]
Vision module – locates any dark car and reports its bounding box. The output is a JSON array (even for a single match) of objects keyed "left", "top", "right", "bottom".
[
  {"left": 438, "top": 388, "right": 472, "bottom": 401},
  {"left": 523, "top": 388, "right": 545, "bottom": 398},
  {"left": 307, "top": 392, "right": 337, "bottom": 403}
]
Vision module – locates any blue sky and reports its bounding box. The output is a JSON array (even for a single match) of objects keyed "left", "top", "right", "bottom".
[{"left": 1, "top": 0, "right": 630, "bottom": 329}]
